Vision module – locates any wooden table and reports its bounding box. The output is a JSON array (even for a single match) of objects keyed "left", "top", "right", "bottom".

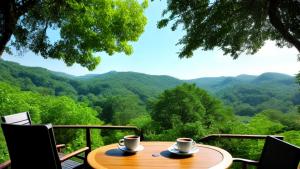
[{"left": 88, "top": 142, "right": 233, "bottom": 169}]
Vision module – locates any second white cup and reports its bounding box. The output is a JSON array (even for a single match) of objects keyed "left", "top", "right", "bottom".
[{"left": 176, "top": 138, "right": 196, "bottom": 153}]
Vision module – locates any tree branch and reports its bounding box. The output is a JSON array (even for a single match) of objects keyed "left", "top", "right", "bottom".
[
  {"left": 0, "top": 0, "right": 17, "bottom": 56},
  {"left": 0, "top": 0, "right": 39, "bottom": 56},
  {"left": 16, "top": 0, "right": 38, "bottom": 17},
  {"left": 268, "top": 0, "right": 300, "bottom": 53}
]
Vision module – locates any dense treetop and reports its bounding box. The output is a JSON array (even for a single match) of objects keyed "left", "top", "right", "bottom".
[
  {"left": 158, "top": 0, "right": 300, "bottom": 58},
  {"left": 0, "top": 0, "right": 148, "bottom": 70}
]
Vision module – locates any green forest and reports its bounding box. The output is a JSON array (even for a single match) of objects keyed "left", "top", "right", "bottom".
[{"left": 0, "top": 60, "right": 300, "bottom": 167}]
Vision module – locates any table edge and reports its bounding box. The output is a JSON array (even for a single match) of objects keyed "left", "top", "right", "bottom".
[
  {"left": 200, "top": 144, "right": 233, "bottom": 169},
  {"left": 88, "top": 141, "right": 233, "bottom": 169}
]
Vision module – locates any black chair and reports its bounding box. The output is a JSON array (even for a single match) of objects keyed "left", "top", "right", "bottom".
[
  {"left": 234, "top": 136, "right": 300, "bottom": 169},
  {"left": 1, "top": 123, "right": 89, "bottom": 169},
  {"left": 1, "top": 112, "right": 66, "bottom": 151}
]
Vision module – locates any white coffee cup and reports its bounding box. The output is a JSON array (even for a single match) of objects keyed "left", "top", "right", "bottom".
[
  {"left": 119, "top": 135, "right": 140, "bottom": 150},
  {"left": 176, "top": 138, "right": 196, "bottom": 153}
]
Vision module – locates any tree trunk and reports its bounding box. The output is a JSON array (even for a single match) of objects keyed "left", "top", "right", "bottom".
[
  {"left": 268, "top": 0, "right": 300, "bottom": 53},
  {"left": 0, "top": 0, "right": 17, "bottom": 57}
]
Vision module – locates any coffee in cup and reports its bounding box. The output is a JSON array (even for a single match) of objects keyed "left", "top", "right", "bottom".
[
  {"left": 176, "top": 138, "right": 196, "bottom": 153},
  {"left": 119, "top": 135, "right": 140, "bottom": 150}
]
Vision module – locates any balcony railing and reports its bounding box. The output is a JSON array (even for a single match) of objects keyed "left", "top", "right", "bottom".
[
  {"left": 0, "top": 127, "right": 284, "bottom": 169},
  {"left": 53, "top": 125, "right": 143, "bottom": 150}
]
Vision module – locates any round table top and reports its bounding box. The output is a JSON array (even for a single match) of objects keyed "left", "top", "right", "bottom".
[{"left": 88, "top": 141, "right": 233, "bottom": 169}]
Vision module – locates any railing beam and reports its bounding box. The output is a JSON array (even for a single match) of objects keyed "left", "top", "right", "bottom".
[
  {"left": 53, "top": 125, "right": 143, "bottom": 140},
  {"left": 0, "top": 160, "right": 10, "bottom": 169},
  {"left": 199, "top": 134, "right": 284, "bottom": 142}
]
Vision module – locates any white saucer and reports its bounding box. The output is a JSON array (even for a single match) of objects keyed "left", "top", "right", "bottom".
[
  {"left": 168, "top": 144, "right": 199, "bottom": 155},
  {"left": 118, "top": 145, "right": 144, "bottom": 153}
]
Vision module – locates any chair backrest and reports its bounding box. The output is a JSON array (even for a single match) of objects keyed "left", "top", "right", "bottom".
[
  {"left": 1, "top": 112, "right": 32, "bottom": 125},
  {"left": 1, "top": 123, "right": 62, "bottom": 169},
  {"left": 258, "top": 136, "right": 300, "bottom": 169}
]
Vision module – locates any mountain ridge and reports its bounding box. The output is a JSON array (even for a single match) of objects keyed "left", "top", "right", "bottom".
[
  {"left": 0, "top": 60, "right": 299, "bottom": 116},
  {"left": 2, "top": 60, "right": 296, "bottom": 82}
]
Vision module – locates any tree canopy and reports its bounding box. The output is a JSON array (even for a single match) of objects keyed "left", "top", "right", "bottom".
[
  {"left": 0, "top": 0, "right": 148, "bottom": 70},
  {"left": 151, "top": 83, "right": 233, "bottom": 131},
  {"left": 158, "top": 0, "right": 300, "bottom": 58}
]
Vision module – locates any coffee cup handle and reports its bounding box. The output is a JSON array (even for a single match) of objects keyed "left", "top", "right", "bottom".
[
  {"left": 192, "top": 141, "right": 196, "bottom": 147},
  {"left": 119, "top": 139, "right": 124, "bottom": 146}
]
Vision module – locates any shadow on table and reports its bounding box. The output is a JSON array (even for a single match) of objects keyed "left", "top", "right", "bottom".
[
  {"left": 105, "top": 149, "right": 136, "bottom": 157},
  {"left": 160, "top": 150, "right": 193, "bottom": 159}
]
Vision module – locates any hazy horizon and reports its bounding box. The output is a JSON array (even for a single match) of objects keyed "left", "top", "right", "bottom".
[{"left": 1, "top": 59, "right": 297, "bottom": 81}]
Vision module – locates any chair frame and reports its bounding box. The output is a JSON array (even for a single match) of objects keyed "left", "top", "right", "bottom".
[
  {"left": 256, "top": 136, "right": 300, "bottom": 169},
  {"left": 1, "top": 123, "right": 89, "bottom": 169},
  {"left": 199, "top": 134, "right": 300, "bottom": 169},
  {"left": 1, "top": 112, "right": 67, "bottom": 151}
]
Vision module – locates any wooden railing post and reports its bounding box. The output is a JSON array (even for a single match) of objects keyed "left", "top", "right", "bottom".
[
  {"left": 85, "top": 128, "right": 91, "bottom": 168},
  {"left": 86, "top": 128, "right": 91, "bottom": 151},
  {"left": 242, "top": 162, "right": 247, "bottom": 169},
  {"left": 140, "top": 129, "right": 144, "bottom": 141}
]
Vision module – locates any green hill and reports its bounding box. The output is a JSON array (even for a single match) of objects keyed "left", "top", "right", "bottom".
[
  {"left": 76, "top": 71, "right": 183, "bottom": 101},
  {"left": 0, "top": 60, "right": 182, "bottom": 102},
  {"left": 0, "top": 60, "right": 299, "bottom": 116},
  {"left": 189, "top": 73, "right": 300, "bottom": 115},
  {"left": 0, "top": 60, "right": 78, "bottom": 97}
]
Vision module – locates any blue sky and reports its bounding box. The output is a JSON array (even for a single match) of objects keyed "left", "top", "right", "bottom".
[{"left": 3, "top": 0, "right": 299, "bottom": 80}]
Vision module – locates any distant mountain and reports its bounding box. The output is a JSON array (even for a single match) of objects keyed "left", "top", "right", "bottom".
[
  {"left": 75, "top": 71, "right": 183, "bottom": 101},
  {"left": 188, "top": 72, "right": 297, "bottom": 93},
  {"left": 253, "top": 72, "right": 295, "bottom": 85},
  {"left": 0, "top": 60, "right": 299, "bottom": 116},
  {"left": 187, "top": 75, "right": 253, "bottom": 92},
  {"left": 236, "top": 74, "right": 257, "bottom": 81},
  {"left": 52, "top": 71, "right": 76, "bottom": 79}
]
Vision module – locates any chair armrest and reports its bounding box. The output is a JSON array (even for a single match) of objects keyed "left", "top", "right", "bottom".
[
  {"left": 56, "top": 144, "right": 66, "bottom": 152},
  {"left": 233, "top": 158, "right": 259, "bottom": 166},
  {"left": 0, "top": 160, "right": 11, "bottom": 169},
  {"left": 60, "top": 147, "right": 90, "bottom": 162},
  {"left": 56, "top": 144, "right": 65, "bottom": 149}
]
